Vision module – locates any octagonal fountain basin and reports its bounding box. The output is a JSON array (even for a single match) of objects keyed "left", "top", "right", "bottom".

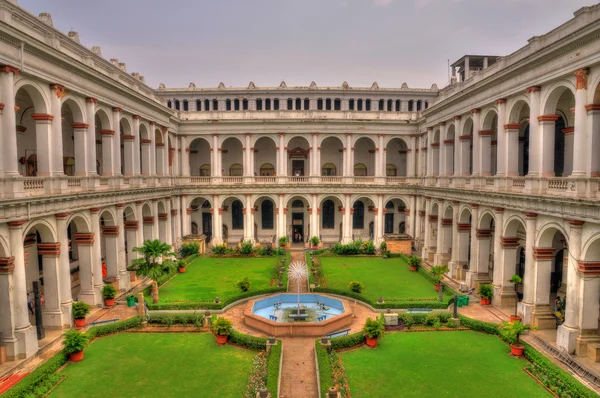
[{"left": 244, "top": 293, "right": 353, "bottom": 337}]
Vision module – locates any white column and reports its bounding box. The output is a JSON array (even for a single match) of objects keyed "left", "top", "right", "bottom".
[
  {"left": 278, "top": 194, "right": 286, "bottom": 240},
  {"left": 213, "top": 195, "right": 222, "bottom": 244},
  {"left": 122, "top": 135, "right": 135, "bottom": 177},
  {"left": 491, "top": 208, "right": 504, "bottom": 303},
  {"left": 587, "top": 105, "right": 600, "bottom": 177},
  {"left": 376, "top": 195, "right": 384, "bottom": 243},
  {"left": 409, "top": 135, "right": 417, "bottom": 178},
  {"left": 312, "top": 133, "right": 319, "bottom": 176},
  {"left": 181, "top": 136, "right": 190, "bottom": 176},
  {"left": 39, "top": 243, "right": 64, "bottom": 330},
  {"left": 141, "top": 140, "right": 151, "bottom": 176},
  {"left": 165, "top": 200, "right": 173, "bottom": 245},
  {"left": 212, "top": 134, "right": 221, "bottom": 177},
  {"left": 572, "top": 69, "right": 589, "bottom": 176},
  {"left": 133, "top": 116, "right": 141, "bottom": 176},
  {"left": 539, "top": 115, "right": 558, "bottom": 177},
  {"left": 422, "top": 197, "right": 431, "bottom": 258},
  {"left": 33, "top": 116, "right": 53, "bottom": 177},
  {"left": 311, "top": 194, "right": 319, "bottom": 241},
  {"left": 115, "top": 205, "right": 129, "bottom": 291},
  {"left": 278, "top": 133, "right": 285, "bottom": 176},
  {"left": 521, "top": 212, "right": 537, "bottom": 324},
  {"left": 496, "top": 99, "right": 507, "bottom": 176},
  {"left": 243, "top": 194, "right": 251, "bottom": 241},
  {"left": 0, "top": 256, "right": 18, "bottom": 359},
  {"left": 149, "top": 122, "right": 157, "bottom": 176},
  {"left": 0, "top": 67, "right": 18, "bottom": 176},
  {"left": 100, "top": 130, "right": 115, "bottom": 176},
  {"left": 453, "top": 117, "right": 461, "bottom": 177},
  {"left": 342, "top": 194, "right": 352, "bottom": 242},
  {"left": 49, "top": 85, "right": 65, "bottom": 176},
  {"left": 72, "top": 124, "right": 89, "bottom": 176},
  {"left": 527, "top": 87, "right": 541, "bottom": 176},
  {"left": 55, "top": 214, "right": 73, "bottom": 328},
  {"left": 505, "top": 125, "right": 520, "bottom": 176},
  {"left": 151, "top": 200, "right": 160, "bottom": 239},
  {"left": 471, "top": 109, "right": 481, "bottom": 176},
  {"left": 448, "top": 202, "right": 460, "bottom": 277},
  {"left": 112, "top": 108, "right": 122, "bottom": 176},
  {"left": 244, "top": 133, "right": 252, "bottom": 177},
  {"left": 345, "top": 134, "right": 352, "bottom": 176},
  {"left": 89, "top": 210, "right": 104, "bottom": 303},
  {"left": 479, "top": 130, "right": 492, "bottom": 176},
  {"left": 466, "top": 205, "right": 479, "bottom": 287},
  {"left": 86, "top": 98, "right": 97, "bottom": 175},
  {"left": 426, "top": 128, "right": 434, "bottom": 176},
  {"left": 438, "top": 123, "right": 446, "bottom": 176}
]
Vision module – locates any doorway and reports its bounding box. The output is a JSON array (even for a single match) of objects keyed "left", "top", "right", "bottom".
[
  {"left": 292, "top": 212, "right": 304, "bottom": 243},
  {"left": 292, "top": 160, "right": 304, "bottom": 176},
  {"left": 202, "top": 213, "right": 212, "bottom": 242},
  {"left": 385, "top": 213, "right": 394, "bottom": 234}
]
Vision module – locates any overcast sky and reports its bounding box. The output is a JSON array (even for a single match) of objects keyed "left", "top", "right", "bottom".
[{"left": 18, "top": 0, "right": 599, "bottom": 89}]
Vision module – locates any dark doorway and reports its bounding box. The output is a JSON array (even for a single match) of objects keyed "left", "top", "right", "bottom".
[
  {"left": 202, "top": 213, "right": 213, "bottom": 242},
  {"left": 292, "top": 160, "right": 304, "bottom": 176},
  {"left": 385, "top": 213, "right": 394, "bottom": 234},
  {"left": 292, "top": 212, "right": 304, "bottom": 243},
  {"left": 552, "top": 249, "right": 564, "bottom": 294}
]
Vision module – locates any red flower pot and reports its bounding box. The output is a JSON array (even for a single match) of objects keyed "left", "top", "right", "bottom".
[
  {"left": 410, "top": 266, "right": 417, "bottom": 272},
  {"left": 480, "top": 298, "right": 491, "bottom": 305},
  {"left": 73, "top": 318, "right": 86, "bottom": 327},
  {"left": 312, "top": 245, "right": 318, "bottom": 249},
  {"left": 178, "top": 267, "right": 186, "bottom": 273},
  {"left": 435, "top": 283, "right": 441, "bottom": 292},
  {"left": 70, "top": 351, "right": 84, "bottom": 362},
  {"left": 104, "top": 298, "right": 115, "bottom": 307},
  {"left": 215, "top": 334, "right": 229, "bottom": 345},
  {"left": 365, "top": 337, "right": 378, "bottom": 347},
  {"left": 510, "top": 315, "right": 522, "bottom": 322},
  {"left": 510, "top": 344, "right": 524, "bottom": 356}
]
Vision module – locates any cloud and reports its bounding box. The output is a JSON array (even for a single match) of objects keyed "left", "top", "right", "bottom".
[{"left": 373, "top": 0, "right": 393, "bottom": 6}]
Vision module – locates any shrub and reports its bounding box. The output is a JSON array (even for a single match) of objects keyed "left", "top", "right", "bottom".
[
  {"left": 478, "top": 284, "right": 494, "bottom": 300},
  {"left": 236, "top": 277, "right": 251, "bottom": 292},
  {"left": 424, "top": 313, "right": 437, "bottom": 326},
  {"left": 407, "top": 256, "right": 422, "bottom": 268},
  {"left": 379, "top": 241, "right": 387, "bottom": 252},
  {"left": 2, "top": 351, "right": 68, "bottom": 398},
  {"left": 330, "top": 331, "right": 365, "bottom": 350},
  {"left": 102, "top": 284, "right": 117, "bottom": 299},
  {"left": 446, "top": 319, "right": 457, "bottom": 328},
  {"left": 363, "top": 317, "right": 384, "bottom": 339},
  {"left": 362, "top": 240, "right": 375, "bottom": 255},
  {"left": 267, "top": 341, "right": 282, "bottom": 395},
  {"left": 240, "top": 240, "right": 254, "bottom": 255},
  {"left": 278, "top": 236, "right": 289, "bottom": 247},
  {"left": 63, "top": 329, "right": 89, "bottom": 354},
  {"left": 212, "top": 243, "right": 229, "bottom": 255},
  {"left": 147, "top": 313, "right": 204, "bottom": 327},
  {"left": 180, "top": 242, "right": 200, "bottom": 257},
  {"left": 432, "top": 318, "right": 441, "bottom": 329},
  {"left": 430, "top": 265, "right": 449, "bottom": 283},
  {"left": 72, "top": 301, "right": 90, "bottom": 319},
  {"left": 331, "top": 239, "right": 376, "bottom": 255},
  {"left": 259, "top": 246, "right": 273, "bottom": 256},
  {"left": 212, "top": 317, "right": 233, "bottom": 336},
  {"left": 229, "top": 330, "right": 267, "bottom": 350},
  {"left": 310, "top": 236, "right": 320, "bottom": 246},
  {"left": 87, "top": 316, "right": 143, "bottom": 338},
  {"left": 348, "top": 281, "right": 363, "bottom": 293},
  {"left": 402, "top": 316, "right": 414, "bottom": 329}
]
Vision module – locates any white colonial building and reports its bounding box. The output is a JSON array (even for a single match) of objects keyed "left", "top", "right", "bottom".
[{"left": 0, "top": 0, "right": 599, "bottom": 367}]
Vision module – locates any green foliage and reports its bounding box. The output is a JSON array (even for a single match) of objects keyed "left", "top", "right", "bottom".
[
  {"left": 500, "top": 321, "right": 535, "bottom": 345},
  {"left": 363, "top": 317, "right": 384, "bottom": 338},
  {"left": 87, "top": 316, "right": 143, "bottom": 338},
  {"left": 102, "top": 284, "right": 117, "bottom": 299},
  {"left": 212, "top": 243, "right": 229, "bottom": 255},
  {"left": 402, "top": 316, "right": 414, "bottom": 329},
  {"left": 236, "top": 277, "right": 251, "bottom": 292},
  {"left": 131, "top": 239, "right": 177, "bottom": 282},
  {"left": 332, "top": 239, "right": 376, "bottom": 255},
  {"left": 446, "top": 318, "right": 457, "bottom": 328},
  {"left": 478, "top": 284, "right": 494, "bottom": 300},
  {"left": 63, "top": 329, "right": 89, "bottom": 354},
  {"left": 240, "top": 240, "right": 254, "bottom": 255},
  {"left": 508, "top": 274, "right": 522, "bottom": 284},
  {"left": 417, "top": 267, "right": 456, "bottom": 296},
  {"left": 147, "top": 313, "right": 204, "bottom": 327},
  {"left": 259, "top": 245, "right": 274, "bottom": 256},
  {"left": 407, "top": 256, "right": 422, "bottom": 268},
  {"left": 267, "top": 342, "right": 282, "bottom": 396},
  {"left": 278, "top": 236, "right": 289, "bottom": 246},
  {"left": 147, "top": 287, "right": 286, "bottom": 310},
  {"left": 72, "top": 301, "right": 90, "bottom": 319},
  {"left": 432, "top": 318, "right": 441, "bottom": 329},
  {"left": 424, "top": 313, "right": 438, "bottom": 326},
  {"left": 315, "top": 342, "right": 334, "bottom": 398},
  {"left": 348, "top": 280, "right": 363, "bottom": 293},
  {"left": 379, "top": 241, "right": 387, "bottom": 252},
  {"left": 430, "top": 265, "right": 449, "bottom": 283},
  {"left": 180, "top": 242, "right": 200, "bottom": 257},
  {"left": 310, "top": 236, "right": 320, "bottom": 246},
  {"left": 330, "top": 331, "right": 366, "bottom": 350},
  {"left": 2, "top": 351, "right": 68, "bottom": 398},
  {"left": 228, "top": 330, "right": 268, "bottom": 350},
  {"left": 212, "top": 317, "right": 233, "bottom": 336}
]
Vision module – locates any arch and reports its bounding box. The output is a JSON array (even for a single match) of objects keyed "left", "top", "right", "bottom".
[
  {"left": 318, "top": 135, "right": 344, "bottom": 147},
  {"left": 251, "top": 135, "right": 277, "bottom": 147},
  {"left": 443, "top": 204, "right": 453, "bottom": 220},
  {"left": 478, "top": 210, "right": 495, "bottom": 229},
  {"left": 458, "top": 207, "right": 472, "bottom": 224},
  {"left": 503, "top": 215, "right": 526, "bottom": 237},
  {"left": 385, "top": 137, "right": 408, "bottom": 177},
  {"left": 122, "top": 205, "right": 137, "bottom": 221},
  {"left": 260, "top": 199, "right": 275, "bottom": 230},
  {"left": 253, "top": 194, "right": 279, "bottom": 207},
  {"left": 322, "top": 163, "right": 336, "bottom": 176},
  {"left": 286, "top": 194, "right": 311, "bottom": 207},
  {"left": 284, "top": 134, "right": 311, "bottom": 147},
  {"left": 65, "top": 212, "right": 92, "bottom": 232},
  {"left": 382, "top": 195, "right": 409, "bottom": 210},
  {"left": 430, "top": 202, "right": 440, "bottom": 216},
  {"left": 22, "top": 219, "right": 57, "bottom": 242},
  {"left": 189, "top": 195, "right": 213, "bottom": 208},
  {"left": 61, "top": 96, "right": 86, "bottom": 123},
  {"left": 541, "top": 81, "right": 576, "bottom": 116},
  {"left": 581, "top": 233, "right": 600, "bottom": 262},
  {"left": 318, "top": 194, "right": 345, "bottom": 207},
  {"left": 383, "top": 136, "right": 409, "bottom": 149},
  {"left": 94, "top": 108, "right": 113, "bottom": 130},
  {"left": 352, "top": 135, "right": 377, "bottom": 147},
  {"left": 352, "top": 200, "right": 365, "bottom": 229},
  {"left": 231, "top": 199, "right": 244, "bottom": 230},
  {"left": 353, "top": 137, "right": 376, "bottom": 176},
  {"left": 230, "top": 163, "right": 243, "bottom": 176},
  {"left": 0, "top": 235, "right": 9, "bottom": 257},
  {"left": 14, "top": 78, "right": 50, "bottom": 114},
  {"left": 321, "top": 199, "right": 336, "bottom": 229},
  {"left": 507, "top": 97, "right": 530, "bottom": 124},
  {"left": 481, "top": 107, "right": 498, "bottom": 130},
  {"left": 220, "top": 195, "right": 245, "bottom": 208},
  {"left": 445, "top": 124, "right": 456, "bottom": 141},
  {"left": 139, "top": 123, "right": 149, "bottom": 140},
  {"left": 536, "top": 222, "right": 569, "bottom": 248},
  {"left": 220, "top": 135, "right": 244, "bottom": 147},
  {"left": 154, "top": 129, "right": 163, "bottom": 145},
  {"left": 119, "top": 117, "right": 133, "bottom": 136},
  {"left": 141, "top": 203, "right": 153, "bottom": 218}
]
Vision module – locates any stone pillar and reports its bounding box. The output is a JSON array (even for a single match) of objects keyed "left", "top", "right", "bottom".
[
  {"left": 448, "top": 202, "right": 460, "bottom": 277},
  {"left": 459, "top": 134, "right": 471, "bottom": 176},
  {"left": 156, "top": 142, "right": 165, "bottom": 176},
  {"left": 32, "top": 114, "right": 54, "bottom": 177},
  {"left": 8, "top": 220, "right": 38, "bottom": 359},
  {"left": 434, "top": 209, "right": 444, "bottom": 265},
  {"left": 431, "top": 143, "right": 440, "bottom": 176},
  {"left": 181, "top": 136, "right": 190, "bottom": 177},
  {"left": 122, "top": 134, "right": 135, "bottom": 177},
  {"left": 376, "top": 134, "right": 384, "bottom": 177},
  {"left": 74, "top": 213, "right": 98, "bottom": 306},
  {"left": 453, "top": 116, "right": 462, "bottom": 179},
  {"left": 557, "top": 219, "right": 583, "bottom": 354},
  {"left": 531, "top": 247, "right": 556, "bottom": 329},
  {"left": 572, "top": 68, "right": 589, "bottom": 177},
  {"left": 495, "top": 99, "right": 507, "bottom": 177},
  {"left": 0, "top": 66, "right": 19, "bottom": 176},
  {"left": 376, "top": 194, "right": 384, "bottom": 244},
  {"left": 171, "top": 207, "right": 180, "bottom": 245},
  {"left": 165, "top": 200, "right": 173, "bottom": 245},
  {"left": 181, "top": 196, "right": 190, "bottom": 237},
  {"left": 444, "top": 139, "right": 454, "bottom": 176},
  {"left": 151, "top": 200, "right": 160, "bottom": 239},
  {"left": 479, "top": 129, "right": 492, "bottom": 176},
  {"left": 133, "top": 116, "right": 141, "bottom": 176},
  {"left": 409, "top": 194, "right": 417, "bottom": 239},
  {"left": 100, "top": 129, "right": 115, "bottom": 176},
  {"left": 504, "top": 124, "right": 521, "bottom": 177},
  {"left": 112, "top": 108, "right": 122, "bottom": 176},
  {"left": 471, "top": 109, "right": 481, "bottom": 176},
  {"left": 491, "top": 208, "right": 505, "bottom": 304},
  {"left": 311, "top": 193, "right": 319, "bottom": 241},
  {"left": 586, "top": 104, "right": 600, "bottom": 177},
  {"left": 499, "top": 236, "right": 519, "bottom": 309},
  {"left": 86, "top": 98, "right": 98, "bottom": 175},
  {"left": 244, "top": 194, "right": 251, "bottom": 242},
  {"left": 90, "top": 209, "right": 105, "bottom": 303},
  {"left": 345, "top": 133, "right": 353, "bottom": 177},
  {"left": 213, "top": 195, "right": 223, "bottom": 244},
  {"left": 212, "top": 134, "right": 220, "bottom": 177},
  {"left": 55, "top": 213, "right": 73, "bottom": 328},
  {"left": 465, "top": 204, "right": 480, "bottom": 287},
  {"left": 438, "top": 123, "right": 446, "bottom": 176},
  {"left": 426, "top": 128, "right": 434, "bottom": 176},
  {"left": 312, "top": 133, "right": 320, "bottom": 177},
  {"left": 576, "top": 259, "right": 600, "bottom": 356},
  {"left": 38, "top": 242, "right": 63, "bottom": 329},
  {"left": 72, "top": 123, "right": 89, "bottom": 176},
  {"left": 124, "top": 219, "right": 140, "bottom": 271},
  {"left": 149, "top": 122, "right": 157, "bottom": 176},
  {"left": 421, "top": 197, "right": 431, "bottom": 259},
  {"left": 115, "top": 204, "right": 130, "bottom": 291},
  {"left": 562, "top": 127, "right": 574, "bottom": 176},
  {"left": 49, "top": 85, "right": 65, "bottom": 176},
  {"left": 526, "top": 87, "right": 541, "bottom": 176},
  {"left": 278, "top": 133, "right": 285, "bottom": 177},
  {"left": 539, "top": 115, "right": 559, "bottom": 177},
  {"left": 0, "top": 257, "right": 18, "bottom": 360},
  {"left": 521, "top": 212, "right": 537, "bottom": 324},
  {"left": 278, "top": 194, "right": 286, "bottom": 241},
  {"left": 141, "top": 139, "right": 151, "bottom": 176},
  {"left": 342, "top": 194, "right": 352, "bottom": 243},
  {"left": 244, "top": 133, "right": 252, "bottom": 177}
]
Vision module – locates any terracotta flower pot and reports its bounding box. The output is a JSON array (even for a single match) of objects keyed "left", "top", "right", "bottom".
[
  {"left": 510, "top": 315, "right": 522, "bottom": 322},
  {"left": 104, "top": 298, "right": 115, "bottom": 307},
  {"left": 435, "top": 283, "right": 441, "bottom": 292},
  {"left": 312, "top": 245, "right": 318, "bottom": 249},
  {"left": 70, "top": 351, "right": 84, "bottom": 362},
  {"left": 215, "top": 334, "right": 228, "bottom": 345},
  {"left": 365, "top": 337, "right": 378, "bottom": 347},
  {"left": 73, "top": 318, "right": 86, "bottom": 327},
  {"left": 480, "top": 298, "right": 491, "bottom": 305},
  {"left": 410, "top": 266, "right": 417, "bottom": 272},
  {"left": 510, "top": 344, "right": 524, "bottom": 356},
  {"left": 178, "top": 267, "right": 186, "bottom": 273}
]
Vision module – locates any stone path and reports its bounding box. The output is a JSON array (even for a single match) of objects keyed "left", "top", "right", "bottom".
[
  {"left": 279, "top": 337, "right": 319, "bottom": 398},
  {"left": 288, "top": 250, "right": 308, "bottom": 294}
]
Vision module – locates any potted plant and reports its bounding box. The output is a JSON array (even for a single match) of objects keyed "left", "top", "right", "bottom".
[
  {"left": 102, "top": 284, "right": 117, "bottom": 307},
  {"left": 430, "top": 265, "right": 449, "bottom": 291},
  {"left": 212, "top": 317, "right": 233, "bottom": 345},
  {"left": 310, "top": 236, "right": 320, "bottom": 249},
  {"left": 72, "top": 301, "right": 90, "bottom": 327},
  {"left": 478, "top": 284, "right": 493, "bottom": 305},
  {"left": 508, "top": 274, "right": 522, "bottom": 322},
  {"left": 500, "top": 320, "right": 535, "bottom": 356},
  {"left": 278, "top": 236, "right": 289, "bottom": 249},
  {"left": 363, "top": 317, "right": 384, "bottom": 347},
  {"left": 379, "top": 241, "right": 387, "bottom": 256},
  {"left": 177, "top": 259, "right": 187, "bottom": 273},
  {"left": 63, "top": 329, "right": 90, "bottom": 362},
  {"left": 408, "top": 256, "right": 421, "bottom": 272}
]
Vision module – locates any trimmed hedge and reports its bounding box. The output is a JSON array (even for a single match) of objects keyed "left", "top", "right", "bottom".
[
  {"left": 315, "top": 342, "right": 333, "bottom": 398},
  {"left": 229, "top": 330, "right": 268, "bottom": 351},
  {"left": 330, "top": 331, "right": 365, "bottom": 350},
  {"left": 147, "top": 287, "right": 286, "bottom": 310},
  {"left": 3, "top": 351, "right": 68, "bottom": 398},
  {"left": 267, "top": 341, "right": 282, "bottom": 396},
  {"left": 87, "top": 316, "right": 143, "bottom": 338},
  {"left": 417, "top": 267, "right": 455, "bottom": 296},
  {"left": 313, "top": 286, "right": 452, "bottom": 309},
  {"left": 147, "top": 313, "right": 204, "bottom": 327}
]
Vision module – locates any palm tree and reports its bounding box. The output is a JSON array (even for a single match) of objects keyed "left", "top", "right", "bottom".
[{"left": 131, "top": 240, "right": 177, "bottom": 303}]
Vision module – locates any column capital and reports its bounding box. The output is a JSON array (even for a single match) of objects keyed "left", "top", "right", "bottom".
[
  {"left": 494, "top": 207, "right": 505, "bottom": 212},
  {"left": 478, "top": 130, "right": 493, "bottom": 136},
  {"left": 74, "top": 233, "right": 95, "bottom": 245},
  {"left": 37, "top": 242, "right": 61, "bottom": 257},
  {"left": 86, "top": 97, "right": 98, "bottom": 104},
  {"left": 344, "top": 133, "right": 353, "bottom": 137},
  {"left": 7, "top": 219, "right": 27, "bottom": 228},
  {"left": 471, "top": 108, "right": 480, "bottom": 114},
  {"left": 524, "top": 212, "right": 538, "bottom": 219},
  {"left": 574, "top": 68, "right": 590, "bottom": 90},
  {"left": 122, "top": 135, "right": 135, "bottom": 140},
  {"left": 99, "top": 129, "right": 115, "bottom": 136},
  {"left": 102, "top": 226, "right": 120, "bottom": 236},
  {"left": 89, "top": 207, "right": 103, "bottom": 213},
  {"left": 585, "top": 104, "right": 600, "bottom": 112},
  {"left": 526, "top": 86, "right": 541, "bottom": 94},
  {"left": 565, "top": 218, "right": 584, "bottom": 227},
  {"left": 50, "top": 84, "right": 67, "bottom": 99},
  {"left": 453, "top": 115, "right": 461, "bottom": 121},
  {"left": 124, "top": 221, "right": 139, "bottom": 230},
  {"left": 495, "top": 98, "right": 507, "bottom": 105},
  {"left": 426, "top": 127, "right": 432, "bottom": 131},
  {"left": 439, "top": 122, "right": 446, "bottom": 126},
  {"left": 533, "top": 247, "right": 554, "bottom": 260},
  {"left": 469, "top": 203, "right": 479, "bottom": 208},
  {"left": 244, "top": 132, "right": 252, "bottom": 136},
  {"left": 311, "top": 132, "right": 319, "bottom": 136},
  {"left": 133, "top": 115, "right": 142, "bottom": 120},
  {"left": 115, "top": 203, "right": 126, "bottom": 208},
  {"left": 0, "top": 64, "right": 20, "bottom": 75},
  {"left": 55, "top": 212, "right": 72, "bottom": 219},
  {"left": 578, "top": 261, "right": 600, "bottom": 275},
  {"left": 71, "top": 123, "right": 89, "bottom": 129},
  {"left": 501, "top": 237, "right": 520, "bottom": 248},
  {"left": 32, "top": 113, "right": 54, "bottom": 121},
  {"left": 143, "top": 217, "right": 155, "bottom": 225},
  {"left": 112, "top": 107, "right": 123, "bottom": 113}
]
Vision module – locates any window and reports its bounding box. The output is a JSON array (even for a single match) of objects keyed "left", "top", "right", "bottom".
[
  {"left": 384, "top": 201, "right": 394, "bottom": 234},
  {"left": 212, "top": 99, "right": 218, "bottom": 111},
  {"left": 379, "top": 99, "right": 385, "bottom": 111},
  {"left": 395, "top": 100, "right": 400, "bottom": 112},
  {"left": 174, "top": 100, "right": 180, "bottom": 110},
  {"left": 196, "top": 100, "right": 202, "bottom": 111},
  {"left": 317, "top": 99, "right": 323, "bottom": 110},
  {"left": 304, "top": 98, "right": 310, "bottom": 110},
  {"left": 265, "top": 98, "right": 271, "bottom": 110},
  {"left": 274, "top": 98, "right": 279, "bottom": 110},
  {"left": 243, "top": 99, "right": 249, "bottom": 110},
  {"left": 387, "top": 99, "right": 392, "bottom": 111},
  {"left": 287, "top": 98, "right": 293, "bottom": 109},
  {"left": 200, "top": 164, "right": 211, "bottom": 176},
  {"left": 365, "top": 99, "right": 371, "bottom": 111},
  {"left": 204, "top": 99, "right": 210, "bottom": 111},
  {"left": 234, "top": 99, "right": 240, "bottom": 111},
  {"left": 349, "top": 99, "right": 355, "bottom": 110},
  {"left": 424, "top": 101, "right": 429, "bottom": 110},
  {"left": 408, "top": 100, "right": 414, "bottom": 112},
  {"left": 334, "top": 99, "right": 341, "bottom": 111},
  {"left": 183, "top": 100, "right": 189, "bottom": 111},
  {"left": 167, "top": 100, "right": 172, "bottom": 108},
  {"left": 326, "top": 98, "right": 332, "bottom": 110},
  {"left": 416, "top": 100, "right": 422, "bottom": 111},
  {"left": 260, "top": 163, "right": 275, "bottom": 176},
  {"left": 226, "top": 99, "right": 232, "bottom": 111},
  {"left": 230, "top": 163, "right": 243, "bottom": 176},
  {"left": 357, "top": 99, "right": 363, "bottom": 111},
  {"left": 322, "top": 163, "right": 336, "bottom": 176},
  {"left": 353, "top": 201, "right": 365, "bottom": 229},
  {"left": 261, "top": 200, "right": 274, "bottom": 229},
  {"left": 386, "top": 164, "right": 397, "bottom": 176},
  {"left": 354, "top": 163, "right": 367, "bottom": 176},
  {"left": 256, "top": 99, "right": 263, "bottom": 111},
  {"left": 296, "top": 98, "right": 302, "bottom": 110},
  {"left": 322, "top": 200, "right": 335, "bottom": 229},
  {"left": 291, "top": 200, "right": 304, "bottom": 208},
  {"left": 232, "top": 200, "right": 243, "bottom": 230}
]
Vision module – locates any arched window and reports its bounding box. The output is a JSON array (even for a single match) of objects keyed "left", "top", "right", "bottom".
[
  {"left": 322, "top": 163, "right": 336, "bottom": 176},
  {"left": 200, "top": 164, "right": 211, "bottom": 176},
  {"left": 202, "top": 200, "right": 211, "bottom": 208},
  {"left": 384, "top": 201, "right": 395, "bottom": 234},
  {"left": 261, "top": 200, "right": 274, "bottom": 229},
  {"left": 260, "top": 163, "right": 275, "bottom": 176},
  {"left": 395, "top": 100, "right": 401, "bottom": 112},
  {"left": 183, "top": 100, "right": 189, "bottom": 111},
  {"left": 230, "top": 163, "right": 243, "bottom": 176},
  {"left": 387, "top": 99, "right": 392, "bottom": 111},
  {"left": 322, "top": 200, "right": 335, "bottom": 229},
  {"left": 408, "top": 100, "right": 414, "bottom": 112},
  {"left": 232, "top": 200, "right": 243, "bottom": 230},
  {"left": 291, "top": 200, "right": 304, "bottom": 208},
  {"left": 353, "top": 201, "right": 365, "bottom": 229},
  {"left": 196, "top": 100, "right": 202, "bottom": 111},
  {"left": 354, "top": 163, "right": 367, "bottom": 176},
  {"left": 174, "top": 100, "right": 180, "bottom": 110},
  {"left": 167, "top": 100, "right": 172, "bottom": 108},
  {"left": 386, "top": 164, "right": 397, "bottom": 177},
  {"left": 379, "top": 99, "right": 385, "bottom": 111}
]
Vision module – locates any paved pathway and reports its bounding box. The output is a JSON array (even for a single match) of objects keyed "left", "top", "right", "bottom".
[{"left": 279, "top": 337, "right": 318, "bottom": 398}]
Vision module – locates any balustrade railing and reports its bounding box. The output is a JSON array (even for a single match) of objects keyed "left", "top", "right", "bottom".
[
  {"left": 190, "top": 176, "right": 210, "bottom": 185},
  {"left": 288, "top": 176, "right": 309, "bottom": 184},
  {"left": 321, "top": 176, "right": 342, "bottom": 184},
  {"left": 222, "top": 176, "right": 243, "bottom": 184},
  {"left": 23, "top": 178, "right": 44, "bottom": 191},
  {"left": 385, "top": 176, "right": 407, "bottom": 185},
  {"left": 547, "top": 178, "right": 569, "bottom": 191},
  {"left": 255, "top": 176, "right": 276, "bottom": 184},
  {"left": 354, "top": 176, "right": 375, "bottom": 184}
]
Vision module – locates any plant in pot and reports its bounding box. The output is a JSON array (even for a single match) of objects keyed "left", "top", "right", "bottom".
[
  {"left": 408, "top": 256, "right": 421, "bottom": 272},
  {"left": 131, "top": 239, "right": 177, "bottom": 303},
  {"left": 508, "top": 274, "right": 522, "bottom": 321},
  {"left": 430, "top": 265, "right": 449, "bottom": 291},
  {"left": 72, "top": 301, "right": 90, "bottom": 327},
  {"left": 278, "top": 236, "right": 289, "bottom": 249},
  {"left": 500, "top": 320, "right": 535, "bottom": 356},
  {"left": 212, "top": 317, "right": 233, "bottom": 345},
  {"left": 363, "top": 316, "right": 384, "bottom": 348},
  {"left": 310, "top": 236, "right": 320, "bottom": 249},
  {"left": 63, "top": 329, "right": 90, "bottom": 362},
  {"left": 478, "top": 284, "right": 493, "bottom": 305},
  {"left": 177, "top": 259, "right": 187, "bottom": 273},
  {"left": 102, "top": 284, "right": 117, "bottom": 307}
]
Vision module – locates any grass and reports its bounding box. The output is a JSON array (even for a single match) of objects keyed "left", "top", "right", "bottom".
[
  {"left": 318, "top": 256, "right": 438, "bottom": 302},
  {"left": 340, "top": 331, "right": 550, "bottom": 398},
  {"left": 50, "top": 333, "right": 255, "bottom": 398},
  {"left": 158, "top": 256, "right": 282, "bottom": 302}
]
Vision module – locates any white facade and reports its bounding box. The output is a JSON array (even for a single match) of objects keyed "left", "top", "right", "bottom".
[{"left": 0, "top": 0, "right": 599, "bottom": 364}]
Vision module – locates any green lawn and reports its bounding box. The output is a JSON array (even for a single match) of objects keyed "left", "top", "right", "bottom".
[
  {"left": 158, "top": 256, "right": 281, "bottom": 302},
  {"left": 341, "top": 331, "right": 550, "bottom": 398},
  {"left": 319, "top": 257, "right": 438, "bottom": 302},
  {"left": 50, "top": 333, "right": 255, "bottom": 398}
]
